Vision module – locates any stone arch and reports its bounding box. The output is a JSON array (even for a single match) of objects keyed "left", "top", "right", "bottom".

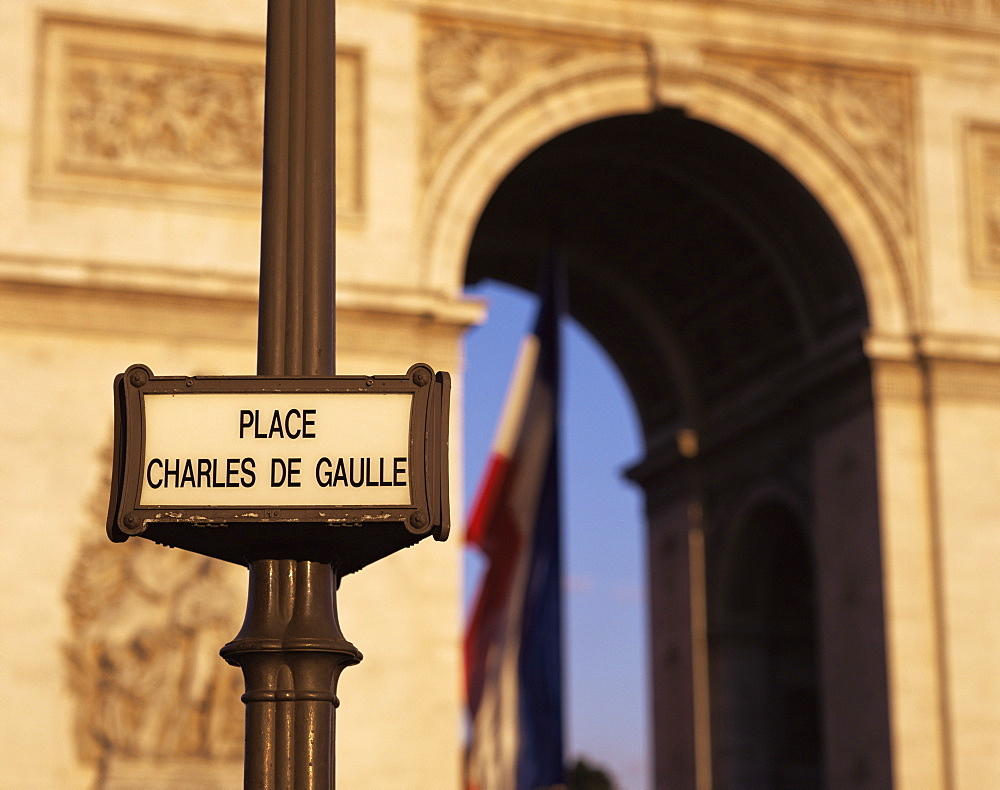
[
  {"left": 453, "top": 55, "right": 895, "bottom": 788},
  {"left": 686, "top": 57, "right": 920, "bottom": 338},
  {"left": 419, "top": 51, "right": 916, "bottom": 341},
  {"left": 418, "top": 49, "right": 652, "bottom": 295}
]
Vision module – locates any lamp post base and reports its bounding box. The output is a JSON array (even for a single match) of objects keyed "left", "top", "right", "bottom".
[{"left": 222, "top": 559, "right": 362, "bottom": 789}]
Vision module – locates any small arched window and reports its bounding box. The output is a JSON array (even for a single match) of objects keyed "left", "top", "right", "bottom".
[{"left": 710, "top": 499, "right": 824, "bottom": 790}]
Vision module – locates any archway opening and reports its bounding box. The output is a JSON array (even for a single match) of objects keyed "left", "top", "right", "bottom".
[
  {"left": 467, "top": 109, "right": 869, "bottom": 435},
  {"left": 464, "top": 107, "right": 892, "bottom": 788}
]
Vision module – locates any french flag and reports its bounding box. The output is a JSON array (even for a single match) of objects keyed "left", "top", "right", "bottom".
[{"left": 464, "top": 263, "right": 565, "bottom": 790}]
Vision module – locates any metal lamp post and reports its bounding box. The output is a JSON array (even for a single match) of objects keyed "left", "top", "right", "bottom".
[
  {"left": 106, "top": 1, "right": 449, "bottom": 786},
  {"left": 220, "top": 1, "right": 357, "bottom": 787}
]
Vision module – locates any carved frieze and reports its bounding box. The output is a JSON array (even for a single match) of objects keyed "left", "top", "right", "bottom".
[
  {"left": 61, "top": 48, "right": 263, "bottom": 183},
  {"left": 36, "top": 16, "right": 363, "bottom": 215},
  {"left": 65, "top": 447, "right": 245, "bottom": 780},
  {"left": 965, "top": 122, "right": 1000, "bottom": 279},
  {"left": 708, "top": 51, "right": 916, "bottom": 226},
  {"left": 697, "top": 0, "right": 984, "bottom": 25},
  {"left": 419, "top": 15, "right": 638, "bottom": 182}
]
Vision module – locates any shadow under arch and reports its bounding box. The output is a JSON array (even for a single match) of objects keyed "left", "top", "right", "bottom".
[
  {"left": 710, "top": 492, "right": 824, "bottom": 790},
  {"left": 468, "top": 109, "right": 869, "bottom": 438},
  {"left": 465, "top": 108, "right": 893, "bottom": 788}
]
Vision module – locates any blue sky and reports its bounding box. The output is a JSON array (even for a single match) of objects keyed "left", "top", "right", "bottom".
[{"left": 462, "top": 279, "right": 651, "bottom": 790}]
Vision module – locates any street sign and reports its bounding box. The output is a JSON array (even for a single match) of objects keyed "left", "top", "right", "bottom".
[{"left": 107, "top": 363, "right": 450, "bottom": 573}]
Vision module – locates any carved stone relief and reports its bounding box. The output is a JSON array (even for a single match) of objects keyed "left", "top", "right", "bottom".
[
  {"left": 708, "top": 51, "right": 916, "bottom": 227},
  {"left": 36, "top": 16, "right": 362, "bottom": 215},
  {"left": 705, "top": 0, "right": 984, "bottom": 24},
  {"left": 65, "top": 445, "right": 245, "bottom": 785},
  {"left": 965, "top": 122, "right": 1000, "bottom": 279},
  {"left": 419, "top": 15, "right": 639, "bottom": 182},
  {"left": 61, "top": 48, "right": 264, "bottom": 183}
]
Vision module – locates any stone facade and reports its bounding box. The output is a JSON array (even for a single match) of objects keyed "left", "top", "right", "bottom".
[{"left": 2, "top": 0, "right": 999, "bottom": 788}]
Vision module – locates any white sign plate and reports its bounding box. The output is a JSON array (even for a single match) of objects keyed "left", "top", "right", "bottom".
[
  {"left": 140, "top": 392, "right": 413, "bottom": 507},
  {"left": 107, "top": 364, "right": 450, "bottom": 570}
]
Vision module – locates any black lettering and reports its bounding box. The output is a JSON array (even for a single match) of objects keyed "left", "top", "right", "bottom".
[
  {"left": 239, "top": 410, "right": 254, "bottom": 438},
  {"left": 316, "top": 457, "right": 332, "bottom": 487},
  {"left": 302, "top": 409, "right": 316, "bottom": 438},
  {"left": 254, "top": 409, "right": 267, "bottom": 438},
  {"left": 349, "top": 457, "right": 365, "bottom": 488},
  {"left": 146, "top": 458, "right": 163, "bottom": 489},
  {"left": 241, "top": 457, "right": 256, "bottom": 487},
  {"left": 285, "top": 408, "right": 301, "bottom": 439},
  {"left": 334, "top": 457, "right": 348, "bottom": 486},
  {"left": 365, "top": 457, "right": 377, "bottom": 487},
  {"left": 268, "top": 410, "right": 284, "bottom": 439},
  {"left": 181, "top": 459, "right": 196, "bottom": 487},
  {"left": 271, "top": 458, "right": 287, "bottom": 486},
  {"left": 226, "top": 458, "right": 240, "bottom": 487},
  {"left": 287, "top": 458, "right": 301, "bottom": 487},
  {"left": 164, "top": 458, "right": 180, "bottom": 487},
  {"left": 197, "top": 458, "right": 212, "bottom": 488},
  {"left": 393, "top": 457, "right": 407, "bottom": 486},
  {"left": 378, "top": 457, "right": 391, "bottom": 486}
]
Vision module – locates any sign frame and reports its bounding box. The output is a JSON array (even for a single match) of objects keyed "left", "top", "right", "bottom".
[{"left": 107, "top": 363, "right": 450, "bottom": 570}]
